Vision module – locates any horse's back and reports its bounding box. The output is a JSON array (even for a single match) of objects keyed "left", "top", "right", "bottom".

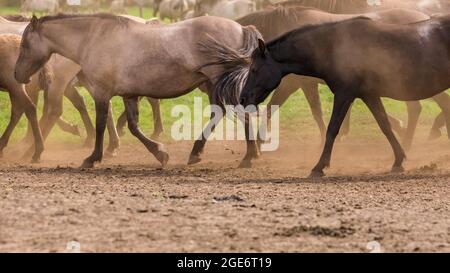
[{"left": 328, "top": 18, "right": 450, "bottom": 99}]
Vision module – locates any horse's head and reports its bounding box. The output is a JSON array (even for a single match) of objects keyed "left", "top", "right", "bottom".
[
  {"left": 240, "top": 39, "right": 283, "bottom": 108},
  {"left": 15, "top": 15, "right": 52, "bottom": 84}
]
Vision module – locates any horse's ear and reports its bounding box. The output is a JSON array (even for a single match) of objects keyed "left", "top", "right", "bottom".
[
  {"left": 257, "top": 38, "right": 266, "bottom": 56},
  {"left": 30, "top": 14, "right": 39, "bottom": 31}
]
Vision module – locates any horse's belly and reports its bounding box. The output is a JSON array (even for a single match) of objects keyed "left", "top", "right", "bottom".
[{"left": 116, "top": 70, "right": 202, "bottom": 98}]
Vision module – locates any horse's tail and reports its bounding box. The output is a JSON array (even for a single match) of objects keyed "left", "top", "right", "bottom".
[
  {"left": 197, "top": 25, "right": 262, "bottom": 107},
  {"left": 38, "top": 64, "right": 53, "bottom": 92}
]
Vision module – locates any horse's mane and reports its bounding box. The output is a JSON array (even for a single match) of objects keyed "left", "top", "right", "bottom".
[
  {"left": 236, "top": 6, "right": 318, "bottom": 38},
  {"left": 196, "top": 25, "right": 263, "bottom": 106},
  {"left": 275, "top": 0, "right": 372, "bottom": 13},
  {"left": 37, "top": 13, "right": 132, "bottom": 25},
  {"left": 265, "top": 16, "right": 372, "bottom": 49}
]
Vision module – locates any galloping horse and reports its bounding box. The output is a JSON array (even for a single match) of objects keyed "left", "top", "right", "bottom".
[
  {"left": 239, "top": 16, "right": 450, "bottom": 177},
  {"left": 15, "top": 14, "right": 261, "bottom": 168}
]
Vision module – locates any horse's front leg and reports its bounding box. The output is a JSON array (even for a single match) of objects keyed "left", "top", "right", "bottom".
[
  {"left": 310, "top": 93, "right": 355, "bottom": 178},
  {"left": 123, "top": 97, "right": 168, "bottom": 166},
  {"left": 146, "top": 97, "right": 164, "bottom": 139},
  {"left": 430, "top": 92, "right": 450, "bottom": 140},
  {"left": 363, "top": 95, "right": 406, "bottom": 173},
  {"left": 15, "top": 86, "right": 44, "bottom": 163},
  {"left": 64, "top": 83, "right": 95, "bottom": 147},
  {"left": 81, "top": 98, "right": 110, "bottom": 168},
  {"left": 238, "top": 112, "right": 259, "bottom": 168},
  {"left": 0, "top": 92, "right": 25, "bottom": 158},
  {"left": 302, "top": 81, "right": 326, "bottom": 144},
  {"left": 105, "top": 101, "right": 120, "bottom": 157},
  {"left": 188, "top": 110, "right": 223, "bottom": 165},
  {"left": 401, "top": 101, "right": 422, "bottom": 151}
]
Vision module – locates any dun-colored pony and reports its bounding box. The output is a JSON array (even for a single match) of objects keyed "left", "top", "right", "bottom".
[{"left": 15, "top": 14, "right": 261, "bottom": 168}]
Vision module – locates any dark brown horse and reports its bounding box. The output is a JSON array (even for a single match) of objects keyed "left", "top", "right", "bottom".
[
  {"left": 238, "top": 4, "right": 450, "bottom": 150},
  {"left": 239, "top": 16, "right": 450, "bottom": 177}
]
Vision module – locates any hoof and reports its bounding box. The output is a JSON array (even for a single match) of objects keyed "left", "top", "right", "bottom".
[
  {"left": 309, "top": 169, "right": 325, "bottom": 178},
  {"left": 238, "top": 159, "right": 252, "bottom": 168},
  {"left": 156, "top": 150, "right": 169, "bottom": 167},
  {"left": 187, "top": 154, "right": 201, "bottom": 165},
  {"left": 428, "top": 129, "right": 441, "bottom": 141},
  {"left": 104, "top": 149, "right": 118, "bottom": 159},
  {"left": 21, "top": 149, "right": 33, "bottom": 162},
  {"left": 391, "top": 166, "right": 405, "bottom": 173},
  {"left": 31, "top": 157, "right": 40, "bottom": 164},
  {"left": 80, "top": 160, "right": 94, "bottom": 169}
]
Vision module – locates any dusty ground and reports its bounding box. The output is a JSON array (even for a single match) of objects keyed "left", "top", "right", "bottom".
[{"left": 0, "top": 134, "right": 449, "bottom": 252}]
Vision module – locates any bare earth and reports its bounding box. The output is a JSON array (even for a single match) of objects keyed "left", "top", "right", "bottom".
[{"left": 0, "top": 135, "right": 449, "bottom": 252}]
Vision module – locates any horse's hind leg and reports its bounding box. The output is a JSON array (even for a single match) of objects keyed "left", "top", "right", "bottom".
[
  {"left": 310, "top": 93, "right": 354, "bottom": 178},
  {"left": 105, "top": 101, "right": 120, "bottom": 157},
  {"left": 339, "top": 102, "right": 405, "bottom": 141},
  {"left": 56, "top": 118, "right": 80, "bottom": 136},
  {"left": 339, "top": 103, "right": 353, "bottom": 140},
  {"left": 81, "top": 98, "right": 110, "bottom": 168},
  {"left": 429, "top": 112, "right": 444, "bottom": 140},
  {"left": 302, "top": 81, "right": 326, "bottom": 143},
  {"left": 401, "top": 101, "right": 422, "bottom": 151},
  {"left": 15, "top": 86, "right": 44, "bottom": 162},
  {"left": 430, "top": 93, "right": 450, "bottom": 140},
  {"left": 123, "top": 97, "right": 168, "bottom": 166},
  {"left": 64, "top": 84, "right": 95, "bottom": 146},
  {"left": 362, "top": 95, "right": 406, "bottom": 173},
  {"left": 0, "top": 93, "right": 25, "bottom": 158},
  {"left": 146, "top": 97, "right": 164, "bottom": 139},
  {"left": 116, "top": 109, "right": 128, "bottom": 137}
]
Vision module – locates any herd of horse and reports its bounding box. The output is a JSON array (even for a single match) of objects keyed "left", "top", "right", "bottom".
[{"left": 1, "top": 0, "right": 450, "bottom": 177}]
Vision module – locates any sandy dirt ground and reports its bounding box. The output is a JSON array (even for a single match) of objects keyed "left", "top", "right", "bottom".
[{"left": 0, "top": 134, "right": 449, "bottom": 252}]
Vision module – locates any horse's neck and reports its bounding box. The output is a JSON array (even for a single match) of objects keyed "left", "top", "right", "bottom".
[
  {"left": 41, "top": 20, "right": 95, "bottom": 64},
  {"left": 269, "top": 32, "right": 324, "bottom": 79}
]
